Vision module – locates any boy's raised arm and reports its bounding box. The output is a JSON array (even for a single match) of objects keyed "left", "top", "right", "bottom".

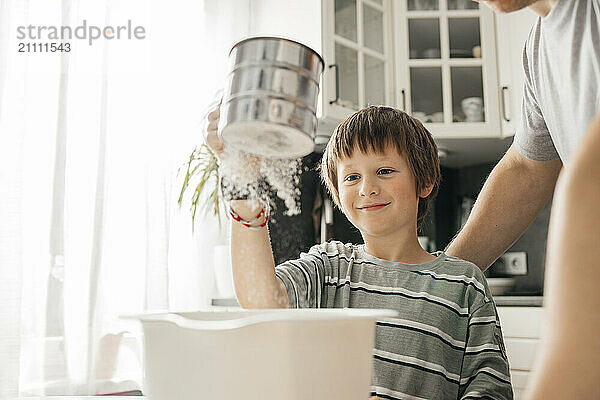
[
  {"left": 205, "top": 106, "right": 288, "bottom": 309},
  {"left": 229, "top": 200, "right": 289, "bottom": 309}
]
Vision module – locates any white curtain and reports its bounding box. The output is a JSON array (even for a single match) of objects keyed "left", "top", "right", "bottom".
[{"left": 0, "top": 0, "right": 251, "bottom": 397}]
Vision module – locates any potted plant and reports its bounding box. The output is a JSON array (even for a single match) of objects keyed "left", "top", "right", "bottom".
[{"left": 178, "top": 143, "right": 222, "bottom": 227}]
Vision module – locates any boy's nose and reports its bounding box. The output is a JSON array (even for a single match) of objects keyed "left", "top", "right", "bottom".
[{"left": 359, "top": 179, "right": 379, "bottom": 197}]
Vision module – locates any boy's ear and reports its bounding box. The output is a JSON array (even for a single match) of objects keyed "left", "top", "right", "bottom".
[{"left": 418, "top": 183, "right": 434, "bottom": 199}]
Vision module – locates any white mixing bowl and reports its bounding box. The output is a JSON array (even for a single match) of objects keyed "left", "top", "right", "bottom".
[{"left": 126, "top": 308, "right": 396, "bottom": 400}]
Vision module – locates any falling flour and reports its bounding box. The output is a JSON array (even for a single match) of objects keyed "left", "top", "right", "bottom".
[{"left": 218, "top": 148, "right": 302, "bottom": 218}]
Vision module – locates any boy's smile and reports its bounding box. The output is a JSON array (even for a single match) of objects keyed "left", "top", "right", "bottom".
[{"left": 357, "top": 202, "right": 391, "bottom": 211}]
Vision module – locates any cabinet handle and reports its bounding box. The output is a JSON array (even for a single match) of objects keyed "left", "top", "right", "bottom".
[
  {"left": 401, "top": 89, "right": 406, "bottom": 112},
  {"left": 400, "top": 89, "right": 406, "bottom": 112},
  {"left": 329, "top": 64, "right": 339, "bottom": 105},
  {"left": 501, "top": 85, "right": 511, "bottom": 122}
]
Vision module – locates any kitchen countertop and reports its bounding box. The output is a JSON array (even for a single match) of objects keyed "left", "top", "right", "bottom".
[{"left": 494, "top": 295, "right": 544, "bottom": 306}]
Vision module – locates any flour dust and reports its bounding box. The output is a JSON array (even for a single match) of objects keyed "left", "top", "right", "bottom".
[{"left": 218, "top": 149, "right": 302, "bottom": 217}]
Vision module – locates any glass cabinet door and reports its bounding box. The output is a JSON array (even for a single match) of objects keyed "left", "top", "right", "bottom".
[
  {"left": 399, "top": 0, "right": 500, "bottom": 136},
  {"left": 335, "top": 43, "right": 359, "bottom": 109},
  {"left": 448, "top": 17, "right": 483, "bottom": 122},
  {"left": 335, "top": 0, "right": 358, "bottom": 41},
  {"left": 410, "top": 67, "right": 443, "bottom": 121},
  {"left": 327, "top": 0, "right": 392, "bottom": 114}
]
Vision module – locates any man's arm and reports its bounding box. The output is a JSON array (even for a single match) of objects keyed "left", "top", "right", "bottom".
[
  {"left": 445, "top": 145, "right": 562, "bottom": 271},
  {"left": 527, "top": 111, "right": 600, "bottom": 399}
]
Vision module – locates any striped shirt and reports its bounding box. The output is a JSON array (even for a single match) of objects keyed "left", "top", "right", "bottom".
[{"left": 275, "top": 241, "right": 513, "bottom": 400}]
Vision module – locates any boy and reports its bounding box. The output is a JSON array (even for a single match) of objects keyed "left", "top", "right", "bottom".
[{"left": 206, "top": 105, "right": 513, "bottom": 399}]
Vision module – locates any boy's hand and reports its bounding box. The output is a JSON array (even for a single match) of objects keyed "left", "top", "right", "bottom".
[
  {"left": 205, "top": 105, "right": 225, "bottom": 158},
  {"left": 204, "top": 102, "right": 262, "bottom": 196},
  {"left": 204, "top": 103, "right": 261, "bottom": 176}
]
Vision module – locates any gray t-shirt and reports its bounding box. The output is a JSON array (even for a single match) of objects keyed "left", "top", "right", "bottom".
[
  {"left": 275, "top": 241, "right": 513, "bottom": 400},
  {"left": 514, "top": 0, "right": 600, "bottom": 163}
]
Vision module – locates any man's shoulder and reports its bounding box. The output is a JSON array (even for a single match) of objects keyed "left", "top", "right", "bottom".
[{"left": 521, "top": 17, "right": 542, "bottom": 71}]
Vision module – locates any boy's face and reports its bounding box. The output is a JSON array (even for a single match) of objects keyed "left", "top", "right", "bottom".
[{"left": 336, "top": 145, "right": 431, "bottom": 239}]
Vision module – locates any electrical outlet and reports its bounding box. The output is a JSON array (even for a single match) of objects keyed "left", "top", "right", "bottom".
[{"left": 499, "top": 252, "right": 527, "bottom": 275}]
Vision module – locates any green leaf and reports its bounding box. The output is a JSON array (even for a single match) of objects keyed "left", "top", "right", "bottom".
[{"left": 178, "top": 144, "right": 223, "bottom": 230}]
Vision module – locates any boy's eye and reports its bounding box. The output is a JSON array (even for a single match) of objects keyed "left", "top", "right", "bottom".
[
  {"left": 344, "top": 174, "right": 359, "bottom": 182},
  {"left": 378, "top": 168, "right": 394, "bottom": 175}
]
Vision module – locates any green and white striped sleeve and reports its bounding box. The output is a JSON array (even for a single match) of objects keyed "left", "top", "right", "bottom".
[
  {"left": 275, "top": 244, "right": 327, "bottom": 308},
  {"left": 459, "top": 300, "right": 514, "bottom": 400}
]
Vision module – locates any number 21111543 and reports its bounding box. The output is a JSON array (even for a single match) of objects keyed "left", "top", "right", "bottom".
[{"left": 18, "top": 42, "right": 71, "bottom": 52}]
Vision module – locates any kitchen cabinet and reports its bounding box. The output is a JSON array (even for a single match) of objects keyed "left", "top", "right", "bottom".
[
  {"left": 321, "top": 0, "right": 395, "bottom": 119},
  {"left": 250, "top": 0, "right": 395, "bottom": 144},
  {"left": 321, "top": 0, "right": 536, "bottom": 142},
  {"left": 250, "top": 0, "right": 538, "bottom": 150},
  {"left": 316, "top": 0, "right": 398, "bottom": 144},
  {"left": 395, "top": 0, "right": 502, "bottom": 138},
  {"left": 495, "top": 8, "right": 538, "bottom": 137},
  {"left": 497, "top": 306, "right": 546, "bottom": 400}
]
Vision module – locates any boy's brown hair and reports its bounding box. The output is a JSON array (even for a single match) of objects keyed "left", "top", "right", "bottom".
[{"left": 320, "top": 106, "right": 441, "bottom": 227}]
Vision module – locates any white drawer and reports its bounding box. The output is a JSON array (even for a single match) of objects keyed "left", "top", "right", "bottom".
[
  {"left": 513, "top": 387, "right": 526, "bottom": 400},
  {"left": 498, "top": 307, "right": 546, "bottom": 339},
  {"left": 505, "top": 337, "right": 540, "bottom": 371},
  {"left": 510, "top": 370, "right": 530, "bottom": 390}
]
